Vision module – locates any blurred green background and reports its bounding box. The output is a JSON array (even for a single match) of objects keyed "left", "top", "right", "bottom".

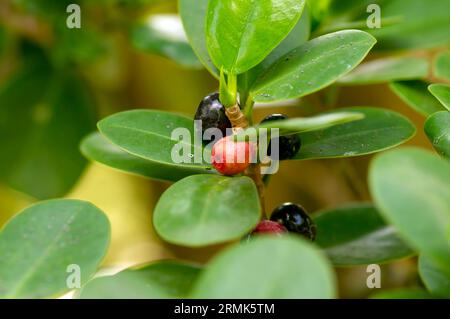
[{"left": 0, "top": 0, "right": 449, "bottom": 298}]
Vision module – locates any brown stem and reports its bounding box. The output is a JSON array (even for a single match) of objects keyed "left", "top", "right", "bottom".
[
  {"left": 246, "top": 164, "right": 266, "bottom": 218},
  {"left": 225, "top": 104, "right": 249, "bottom": 133},
  {"left": 225, "top": 104, "right": 266, "bottom": 218}
]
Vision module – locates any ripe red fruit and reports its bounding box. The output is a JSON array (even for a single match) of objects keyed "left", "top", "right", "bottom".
[
  {"left": 211, "top": 136, "right": 255, "bottom": 175},
  {"left": 251, "top": 220, "right": 287, "bottom": 235}
]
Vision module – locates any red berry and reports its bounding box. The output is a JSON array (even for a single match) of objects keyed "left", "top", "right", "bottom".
[
  {"left": 251, "top": 220, "right": 287, "bottom": 235},
  {"left": 211, "top": 136, "right": 255, "bottom": 175}
]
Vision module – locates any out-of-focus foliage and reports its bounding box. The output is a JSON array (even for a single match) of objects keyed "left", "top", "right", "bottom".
[
  {"left": 314, "top": 203, "right": 413, "bottom": 266},
  {"left": 0, "top": 199, "right": 110, "bottom": 298},
  {"left": 131, "top": 14, "right": 202, "bottom": 68},
  {"left": 434, "top": 52, "right": 450, "bottom": 82},
  {"left": 79, "top": 261, "right": 202, "bottom": 299},
  {"left": 389, "top": 81, "right": 447, "bottom": 116},
  {"left": 369, "top": 148, "right": 450, "bottom": 275},
  {"left": 0, "top": 45, "right": 96, "bottom": 199}
]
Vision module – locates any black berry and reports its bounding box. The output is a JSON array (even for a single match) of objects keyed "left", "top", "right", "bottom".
[
  {"left": 270, "top": 203, "right": 316, "bottom": 240},
  {"left": 261, "top": 114, "right": 301, "bottom": 160},
  {"left": 194, "top": 93, "right": 231, "bottom": 144}
]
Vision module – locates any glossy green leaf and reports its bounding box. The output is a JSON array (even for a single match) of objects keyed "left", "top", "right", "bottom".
[
  {"left": 369, "top": 148, "right": 450, "bottom": 274},
  {"left": 261, "top": 112, "right": 364, "bottom": 134},
  {"left": 80, "top": 133, "right": 216, "bottom": 182},
  {"left": 428, "top": 84, "right": 450, "bottom": 111},
  {"left": 314, "top": 204, "right": 413, "bottom": 266},
  {"left": 206, "top": 0, "right": 306, "bottom": 74},
  {"left": 236, "top": 111, "right": 363, "bottom": 141},
  {"left": 0, "top": 199, "right": 110, "bottom": 299},
  {"left": 293, "top": 107, "right": 415, "bottom": 160},
  {"left": 79, "top": 261, "right": 201, "bottom": 299},
  {"left": 370, "top": 289, "right": 432, "bottom": 299},
  {"left": 434, "top": 51, "right": 450, "bottom": 81},
  {"left": 179, "top": 0, "right": 219, "bottom": 77},
  {"left": 389, "top": 81, "right": 446, "bottom": 116},
  {"left": 190, "top": 236, "right": 336, "bottom": 298},
  {"left": 131, "top": 14, "right": 201, "bottom": 68},
  {"left": 153, "top": 175, "right": 260, "bottom": 247},
  {"left": 241, "top": 6, "right": 311, "bottom": 90},
  {"left": 370, "top": 0, "right": 450, "bottom": 50},
  {"left": 251, "top": 30, "right": 376, "bottom": 102},
  {"left": 98, "top": 109, "right": 210, "bottom": 170},
  {"left": 419, "top": 255, "right": 450, "bottom": 298},
  {"left": 338, "top": 57, "right": 429, "bottom": 85},
  {"left": 424, "top": 111, "right": 450, "bottom": 160},
  {"left": 0, "top": 56, "right": 96, "bottom": 199}
]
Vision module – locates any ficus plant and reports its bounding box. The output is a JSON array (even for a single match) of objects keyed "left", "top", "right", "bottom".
[{"left": 0, "top": 0, "right": 449, "bottom": 299}]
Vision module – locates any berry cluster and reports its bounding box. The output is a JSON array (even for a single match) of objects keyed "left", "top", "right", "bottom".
[
  {"left": 194, "top": 93, "right": 301, "bottom": 175},
  {"left": 250, "top": 203, "right": 316, "bottom": 241},
  {"left": 194, "top": 94, "right": 315, "bottom": 241}
]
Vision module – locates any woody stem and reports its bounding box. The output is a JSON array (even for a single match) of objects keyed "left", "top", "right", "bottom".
[{"left": 225, "top": 104, "right": 266, "bottom": 218}]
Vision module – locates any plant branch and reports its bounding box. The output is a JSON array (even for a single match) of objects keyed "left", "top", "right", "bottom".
[{"left": 223, "top": 92, "right": 265, "bottom": 218}]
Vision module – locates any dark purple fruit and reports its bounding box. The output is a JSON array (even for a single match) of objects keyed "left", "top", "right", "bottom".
[
  {"left": 270, "top": 203, "right": 316, "bottom": 241},
  {"left": 261, "top": 114, "right": 301, "bottom": 160},
  {"left": 194, "top": 93, "right": 231, "bottom": 143}
]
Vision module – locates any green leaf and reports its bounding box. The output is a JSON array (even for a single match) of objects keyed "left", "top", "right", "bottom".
[
  {"left": 428, "top": 84, "right": 450, "bottom": 111},
  {"left": 0, "top": 56, "right": 96, "bottom": 199},
  {"left": 80, "top": 132, "right": 216, "bottom": 182},
  {"left": 369, "top": 148, "right": 450, "bottom": 274},
  {"left": 389, "top": 81, "right": 446, "bottom": 116},
  {"left": 370, "top": 289, "right": 433, "bottom": 299},
  {"left": 424, "top": 111, "right": 450, "bottom": 160},
  {"left": 79, "top": 261, "right": 201, "bottom": 299},
  {"left": 241, "top": 6, "right": 311, "bottom": 90},
  {"left": 98, "top": 109, "right": 211, "bottom": 170},
  {"left": 314, "top": 204, "right": 414, "bottom": 266},
  {"left": 421, "top": 258, "right": 450, "bottom": 299},
  {"left": 260, "top": 6, "right": 311, "bottom": 70},
  {"left": 293, "top": 107, "right": 416, "bottom": 160},
  {"left": 419, "top": 255, "right": 450, "bottom": 298},
  {"left": 131, "top": 14, "right": 202, "bottom": 68},
  {"left": 235, "top": 111, "right": 363, "bottom": 142},
  {"left": 190, "top": 236, "right": 336, "bottom": 298},
  {"left": 370, "top": 0, "right": 450, "bottom": 51},
  {"left": 153, "top": 175, "right": 260, "bottom": 247},
  {"left": 250, "top": 30, "right": 376, "bottom": 102},
  {"left": 0, "top": 199, "right": 110, "bottom": 299},
  {"left": 178, "top": 0, "right": 219, "bottom": 78},
  {"left": 338, "top": 57, "right": 429, "bottom": 85},
  {"left": 258, "top": 111, "right": 363, "bottom": 135},
  {"left": 434, "top": 51, "right": 450, "bottom": 81},
  {"left": 206, "top": 0, "right": 306, "bottom": 74}
]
